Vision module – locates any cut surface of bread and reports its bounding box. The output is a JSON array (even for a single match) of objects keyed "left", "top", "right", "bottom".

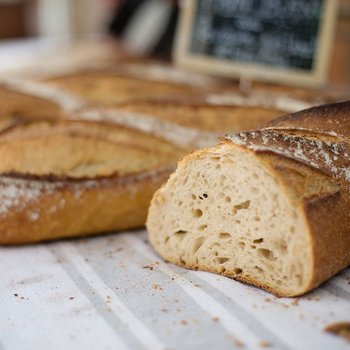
[
  {"left": 147, "top": 101, "right": 350, "bottom": 297},
  {"left": 0, "top": 119, "right": 185, "bottom": 244}
]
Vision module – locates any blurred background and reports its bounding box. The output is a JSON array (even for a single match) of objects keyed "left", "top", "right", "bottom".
[{"left": 0, "top": 0, "right": 349, "bottom": 88}]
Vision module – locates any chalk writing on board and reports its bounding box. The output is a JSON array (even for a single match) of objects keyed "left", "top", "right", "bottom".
[{"left": 190, "top": 0, "right": 324, "bottom": 70}]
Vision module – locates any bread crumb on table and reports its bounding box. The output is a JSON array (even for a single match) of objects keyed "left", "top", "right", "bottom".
[{"left": 259, "top": 340, "right": 272, "bottom": 347}]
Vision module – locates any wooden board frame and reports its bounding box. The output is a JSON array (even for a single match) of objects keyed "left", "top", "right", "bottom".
[{"left": 174, "top": 0, "right": 339, "bottom": 88}]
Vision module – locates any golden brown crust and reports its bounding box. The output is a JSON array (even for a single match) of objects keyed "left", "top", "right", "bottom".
[
  {"left": 114, "top": 98, "right": 282, "bottom": 132},
  {"left": 266, "top": 101, "right": 350, "bottom": 137},
  {"left": 44, "top": 70, "right": 202, "bottom": 106},
  {"left": 0, "top": 167, "right": 173, "bottom": 244},
  {"left": 0, "top": 85, "right": 63, "bottom": 132},
  {"left": 0, "top": 116, "right": 185, "bottom": 244}
]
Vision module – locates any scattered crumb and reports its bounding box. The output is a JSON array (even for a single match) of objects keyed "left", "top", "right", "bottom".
[
  {"left": 234, "top": 339, "right": 244, "bottom": 348},
  {"left": 69, "top": 297, "right": 74, "bottom": 300},
  {"left": 115, "top": 247, "right": 123, "bottom": 252},
  {"left": 152, "top": 283, "right": 163, "bottom": 290},
  {"left": 325, "top": 322, "right": 350, "bottom": 342},
  {"left": 264, "top": 298, "right": 271, "bottom": 302},
  {"left": 143, "top": 265, "right": 154, "bottom": 270},
  {"left": 212, "top": 317, "right": 220, "bottom": 322},
  {"left": 180, "top": 320, "right": 188, "bottom": 325},
  {"left": 106, "top": 295, "right": 111, "bottom": 299},
  {"left": 259, "top": 340, "right": 272, "bottom": 347},
  {"left": 13, "top": 294, "right": 18, "bottom": 297},
  {"left": 291, "top": 299, "right": 299, "bottom": 306},
  {"left": 161, "top": 308, "right": 168, "bottom": 313},
  {"left": 194, "top": 284, "right": 200, "bottom": 287}
]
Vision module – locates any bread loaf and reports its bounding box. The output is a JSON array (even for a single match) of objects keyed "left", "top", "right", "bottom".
[
  {"left": 146, "top": 101, "right": 350, "bottom": 297},
  {"left": 0, "top": 64, "right": 314, "bottom": 244},
  {"left": 44, "top": 70, "right": 203, "bottom": 105},
  {"left": 0, "top": 119, "right": 185, "bottom": 244}
]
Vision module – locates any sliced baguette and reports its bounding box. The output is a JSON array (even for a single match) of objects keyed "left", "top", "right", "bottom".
[{"left": 146, "top": 101, "right": 350, "bottom": 297}]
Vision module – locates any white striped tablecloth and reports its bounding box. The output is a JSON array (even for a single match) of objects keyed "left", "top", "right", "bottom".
[{"left": 0, "top": 230, "right": 349, "bottom": 350}]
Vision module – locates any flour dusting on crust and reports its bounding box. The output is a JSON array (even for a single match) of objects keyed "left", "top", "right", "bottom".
[
  {"left": 1, "top": 78, "right": 85, "bottom": 111},
  {"left": 226, "top": 128, "right": 350, "bottom": 191}
]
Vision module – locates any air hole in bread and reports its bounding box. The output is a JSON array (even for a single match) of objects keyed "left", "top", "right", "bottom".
[
  {"left": 233, "top": 268, "right": 242, "bottom": 275},
  {"left": 234, "top": 200, "right": 250, "bottom": 210},
  {"left": 199, "top": 193, "right": 208, "bottom": 200},
  {"left": 257, "top": 248, "right": 274, "bottom": 260},
  {"left": 211, "top": 156, "right": 220, "bottom": 161},
  {"left": 216, "top": 257, "right": 230, "bottom": 264},
  {"left": 275, "top": 239, "right": 288, "bottom": 253},
  {"left": 193, "top": 236, "right": 205, "bottom": 254},
  {"left": 219, "top": 232, "right": 231, "bottom": 239},
  {"left": 253, "top": 238, "right": 264, "bottom": 244},
  {"left": 199, "top": 224, "right": 208, "bottom": 231},
  {"left": 238, "top": 241, "right": 245, "bottom": 248},
  {"left": 182, "top": 176, "right": 189, "bottom": 185},
  {"left": 173, "top": 230, "right": 187, "bottom": 239},
  {"left": 191, "top": 194, "right": 196, "bottom": 200},
  {"left": 193, "top": 209, "right": 203, "bottom": 218},
  {"left": 225, "top": 196, "right": 231, "bottom": 203},
  {"left": 254, "top": 266, "right": 263, "bottom": 273}
]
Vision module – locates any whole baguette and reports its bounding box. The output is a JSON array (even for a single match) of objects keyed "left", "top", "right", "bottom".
[
  {"left": 0, "top": 119, "right": 185, "bottom": 244},
  {"left": 147, "top": 101, "right": 350, "bottom": 297}
]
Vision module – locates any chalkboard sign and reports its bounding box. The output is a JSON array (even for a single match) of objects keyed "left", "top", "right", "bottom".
[{"left": 174, "top": 0, "right": 338, "bottom": 87}]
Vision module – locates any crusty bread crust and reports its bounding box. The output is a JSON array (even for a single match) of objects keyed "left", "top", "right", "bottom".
[
  {"left": 0, "top": 167, "right": 173, "bottom": 244},
  {"left": 0, "top": 117, "right": 184, "bottom": 244}
]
